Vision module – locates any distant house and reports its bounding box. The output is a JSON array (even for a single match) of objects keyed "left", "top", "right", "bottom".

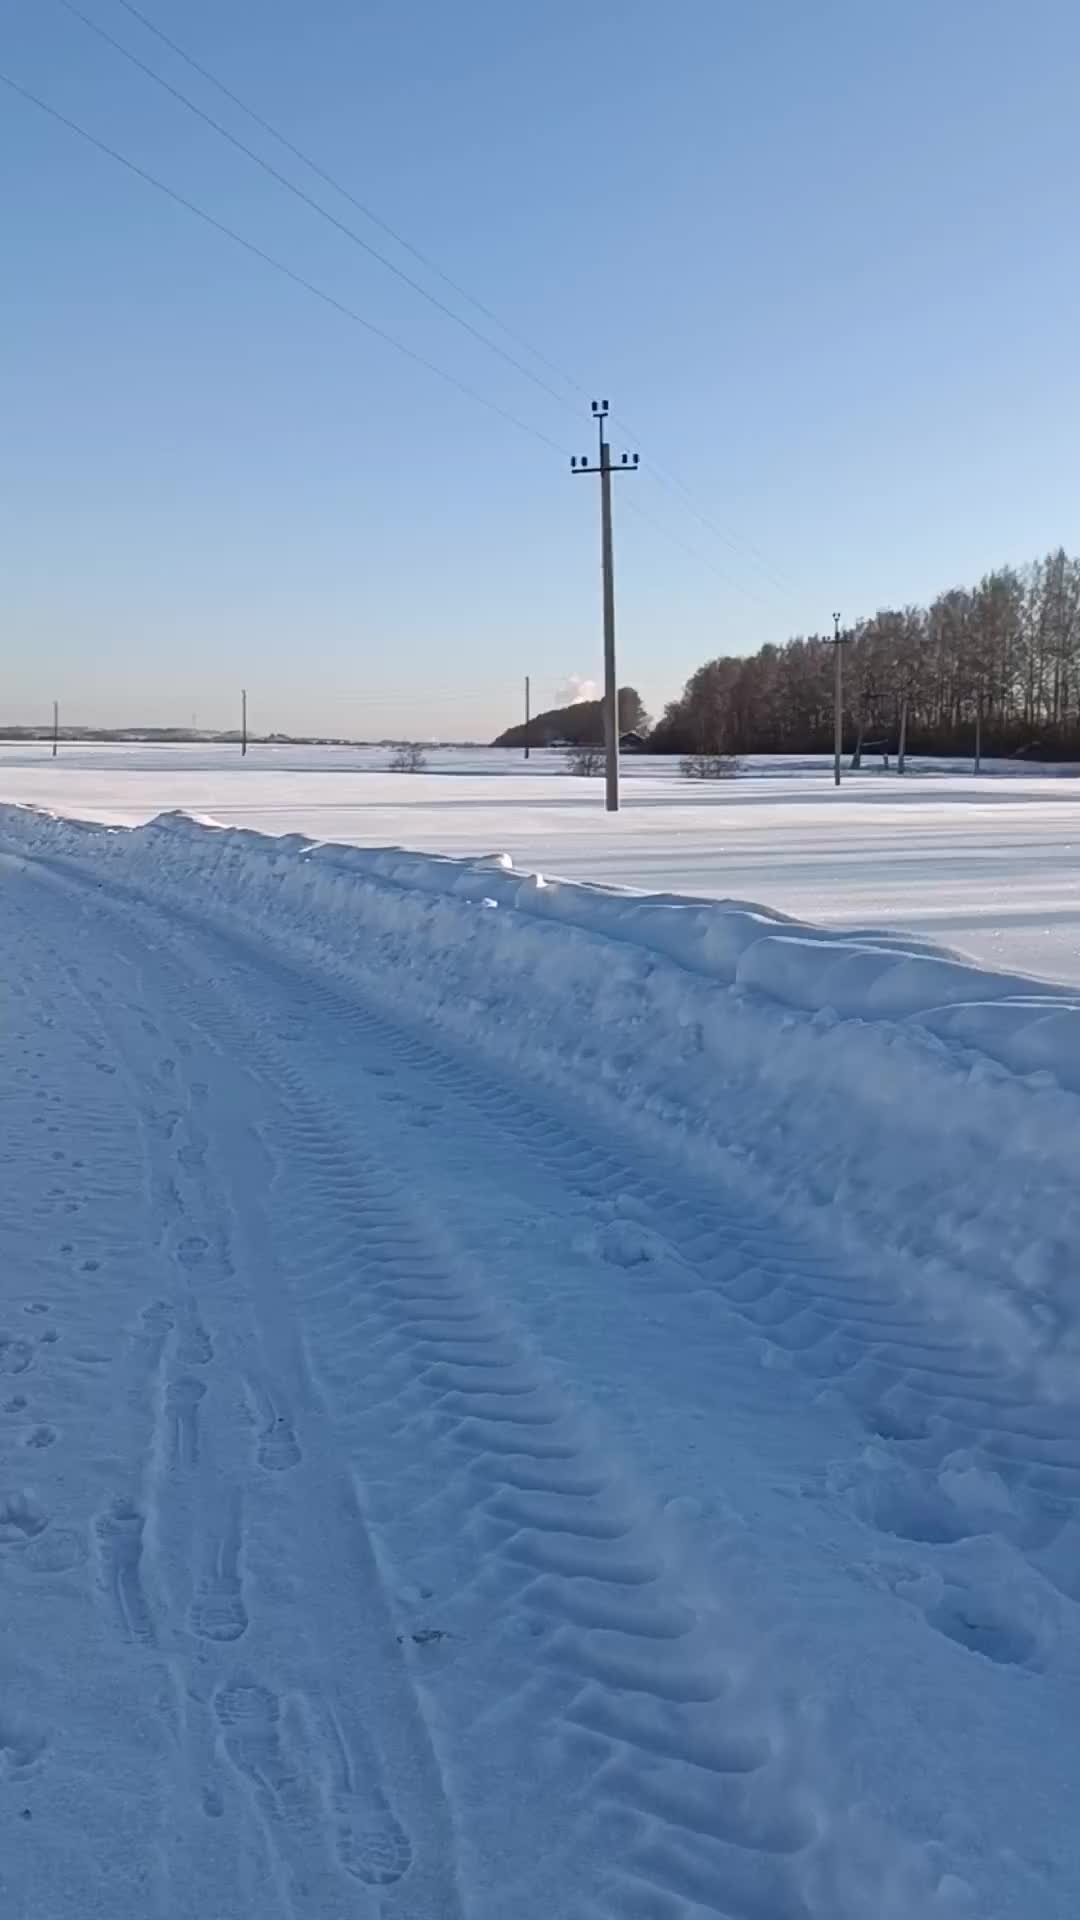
[{"left": 619, "top": 730, "right": 648, "bottom": 752}]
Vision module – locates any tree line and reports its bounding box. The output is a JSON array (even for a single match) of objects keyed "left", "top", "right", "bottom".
[
  {"left": 495, "top": 688, "right": 648, "bottom": 750},
  {"left": 650, "top": 548, "right": 1080, "bottom": 760}
]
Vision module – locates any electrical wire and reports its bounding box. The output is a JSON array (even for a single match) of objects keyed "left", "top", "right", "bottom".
[
  {"left": 112, "top": 0, "right": 591, "bottom": 405},
  {"left": 3, "top": 60, "right": 780, "bottom": 614},
  {"left": 627, "top": 444, "right": 799, "bottom": 601},
  {"left": 54, "top": 0, "right": 579, "bottom": 418},
  {"left": 92, "top": 0, "right": 797, "bottom": 599},
  {"left": 620, "top": 496, "right": 776, "bottom": 610},
  {"left": 0, "top": 68, "right": 573, "bottom": 459},
  {"left": 13, "top": 13, "right": 799, "bottom": 610}
]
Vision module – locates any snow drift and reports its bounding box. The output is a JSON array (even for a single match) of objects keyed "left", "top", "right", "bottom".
[{"left": 4, "top": 803, "right": 1079, "bottom": 1387}]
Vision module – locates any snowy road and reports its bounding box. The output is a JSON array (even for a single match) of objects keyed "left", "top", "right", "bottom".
[{"left": 3, "top": 841, "right": 1080, "bottom": 1917}]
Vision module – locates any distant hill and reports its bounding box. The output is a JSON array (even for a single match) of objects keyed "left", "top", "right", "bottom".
[
  {"left": 493, "top": 687, "right": 647, "bottom": 750},
  {"left": 0, "top": 729, "right": 484, "bottom": 748},
  {"left": 0, "top": 726, "right": 359, "bottom": 746}
]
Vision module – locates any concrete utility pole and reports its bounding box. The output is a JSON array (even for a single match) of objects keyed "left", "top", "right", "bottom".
[
  {"left": 571, "top": 402, "right": 638, "bottom": 813},
  {"left": 241, "top": 688, "right": 248, "bottom": 757},
  {"left": 52, "top": 701, "right": 59, "bottom": 759},
  {"left": 524, "top": 675, "right": 530, "bottom": 760},
  {"left": 832, "top": 612, "right": 844, "bottom": 787}
]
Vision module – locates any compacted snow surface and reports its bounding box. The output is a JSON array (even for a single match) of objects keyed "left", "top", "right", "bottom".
[{"left": 1, "top": 772, "right": 1079, "bottom": 1919}]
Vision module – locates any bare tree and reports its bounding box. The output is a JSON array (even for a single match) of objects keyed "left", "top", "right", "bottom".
[
  {"left": 564, "top": 743, "right": 604, "bottom": 775},
  {"left": 647, "top": 544, "right": 1080, "bottom": 763},
  {"left": 680, "top": 752, "right": 741, "bottom": 779},
  {"left": 389, "top": 743, "right": 428, "bottom": 772}
]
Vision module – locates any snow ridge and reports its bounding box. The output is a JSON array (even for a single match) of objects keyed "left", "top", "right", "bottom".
[{"left": 4, "top": 804, "right": 1079, "bottom": 1385}]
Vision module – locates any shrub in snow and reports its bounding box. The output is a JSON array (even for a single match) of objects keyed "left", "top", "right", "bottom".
[
  {"left": 389, "top": 743, "right": 428, "bottom": 772},
  {"left": 565, "top": 743, "right": 604, "bottom": 776},
  {"left": 680, "top": 752, "right": 742, "bottom": 779}
]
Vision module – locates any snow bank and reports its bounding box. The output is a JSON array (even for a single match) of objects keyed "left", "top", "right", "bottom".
[
  {"left": 5, "top": 803, "right": 1080, "bottom": 1387},
  {"left": 216, "top": 835, "right": 1080, "bottom": 1064}
]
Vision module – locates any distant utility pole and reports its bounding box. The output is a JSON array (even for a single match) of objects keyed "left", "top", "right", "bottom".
[
  {"left": 524, "top": 675, "right": 530, "bottom": 760},
  {"left": 974, "top": 683, "right": 983, "bottom": 775},
  {"left": 241, "top": 688, "right": 248, "bottom": 757},
  {"left": 52, "top": 700, "right": 59, "bottom": 759},
  {"left": 571, "top": 401, "right": 638, "bottom": 813},
  {"left": 832, "top": 613, "right": 844, "bottom": 787}
]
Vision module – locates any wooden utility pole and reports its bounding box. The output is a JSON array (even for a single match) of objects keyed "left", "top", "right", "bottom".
[
  {"left": 52, "top": 701, "right": 59, "bottom": 758},
  {"left": 524, "top": 675, "right": 530, "bottom": 759},
  {"left": 897, "top": 694, "right": 908, "bottom": 774},
  {"left": 571, "top": 402, "right": 638, "bottom": 813},
  {"left": 241, "top": 688, "right": 248, "bottom": 757},
  {"left": 832, "top": 613, "right": 844, "bottom": 786},
  {"left": 975, "top": 685, "right": 982, "bottom": 774}
]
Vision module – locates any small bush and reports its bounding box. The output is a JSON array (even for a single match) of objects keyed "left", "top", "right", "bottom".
[
  {"left": 389, "top": 742, "right": 428, "bottom": 772},
  {"left": 565, "top": 743, "right": 604, "bottom": 776},
  {"left": 679, "top": 752, "right": 742, "bottom": 780}
]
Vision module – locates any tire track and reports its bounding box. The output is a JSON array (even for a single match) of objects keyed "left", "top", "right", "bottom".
[
  {"left": 11, "top": 841, "right": 1066, "bottom": 1914},
  {"left": 236, "top": 1041, "right": 926, "bottom": 1916},
  {"left": 175, "top": 916, "right": 1080, "bottom": 1666}
]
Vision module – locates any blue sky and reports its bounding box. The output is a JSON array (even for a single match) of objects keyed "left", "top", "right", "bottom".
[{"left": 2, "top": 0, "right": 1077, "bottom": 737}]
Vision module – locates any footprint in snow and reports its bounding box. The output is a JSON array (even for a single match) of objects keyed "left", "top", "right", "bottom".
[
  {"left": 26, "top": 1528, "right": 87, "bottom": 1574},
  {"left": 0, "top": 1493, "right": 50, "bottom": 1546},
  {"left": 337, "top": 1808, "right": 413, "bottom": 1887},
  {"left": 176, "top": 1305, "right": 213, "bottom": 1367},
  {"left": 926, "top": 1584, "right": 1039, "bottom": 1667},
  {"left": 214, "top": 1681, "right": 412, "bottom": 1887},
  {"left": 0, "top": 1336, "right": 34, "bottom": 1376},
  {"left": 213, "top": 1680, "right": 305, "bottom": 1820},
  {"left": 190, "top": 1500, "right": 248, "bottom": 1644},
  {"left": 94, "top": 1497, "right": 154, "bottom": 1644},
  {"left": 258, "top": 1416, "right": 301, "bottom": 1473},
  {"left": 0, "top": 1712, "right": 48, "bottom": 1781},
  {"left": 167, "top": 1377, "right": 207, "bottom": 1469}
]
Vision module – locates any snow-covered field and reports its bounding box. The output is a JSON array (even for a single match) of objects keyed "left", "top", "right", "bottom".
[
  {"left": 2, "top": 742, "right": 1079, "bottom": 984},
  {"left": 2, "top": 766, "right": 1080, "bottom": 1918}
]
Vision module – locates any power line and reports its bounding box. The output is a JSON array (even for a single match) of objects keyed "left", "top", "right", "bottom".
[
  {"left": 112, "top": 0, "right": 591, "bottom": 406},
  {"left": 627, "top": 444, "right": 799, "bottom": 601},
  {"left": 87, "top": 0, "right": 797, "bottom": 600},
  {"left": 54, "top": 0, "right": 578, "bottom": 418},
  {"left": 0, "top": 68, "right": 572, "bottom": 459},
  {"left": 12, "top": 31, "right": 798, "bottom": 611},
  {"left": 6, "top": 67, "right": 779, "bottom": 614},
  {"left": 621, "top": 496, "right": 777, "bottom": 610}
]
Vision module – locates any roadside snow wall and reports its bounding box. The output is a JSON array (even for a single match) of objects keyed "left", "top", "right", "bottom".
[{"left": 4, "top": 805, "right": 1079, "bottom": 1389}]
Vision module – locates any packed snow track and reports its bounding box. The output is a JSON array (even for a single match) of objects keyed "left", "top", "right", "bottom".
[{"left": 2, "top": 815, "right": 1079, "bottom": 1919}]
